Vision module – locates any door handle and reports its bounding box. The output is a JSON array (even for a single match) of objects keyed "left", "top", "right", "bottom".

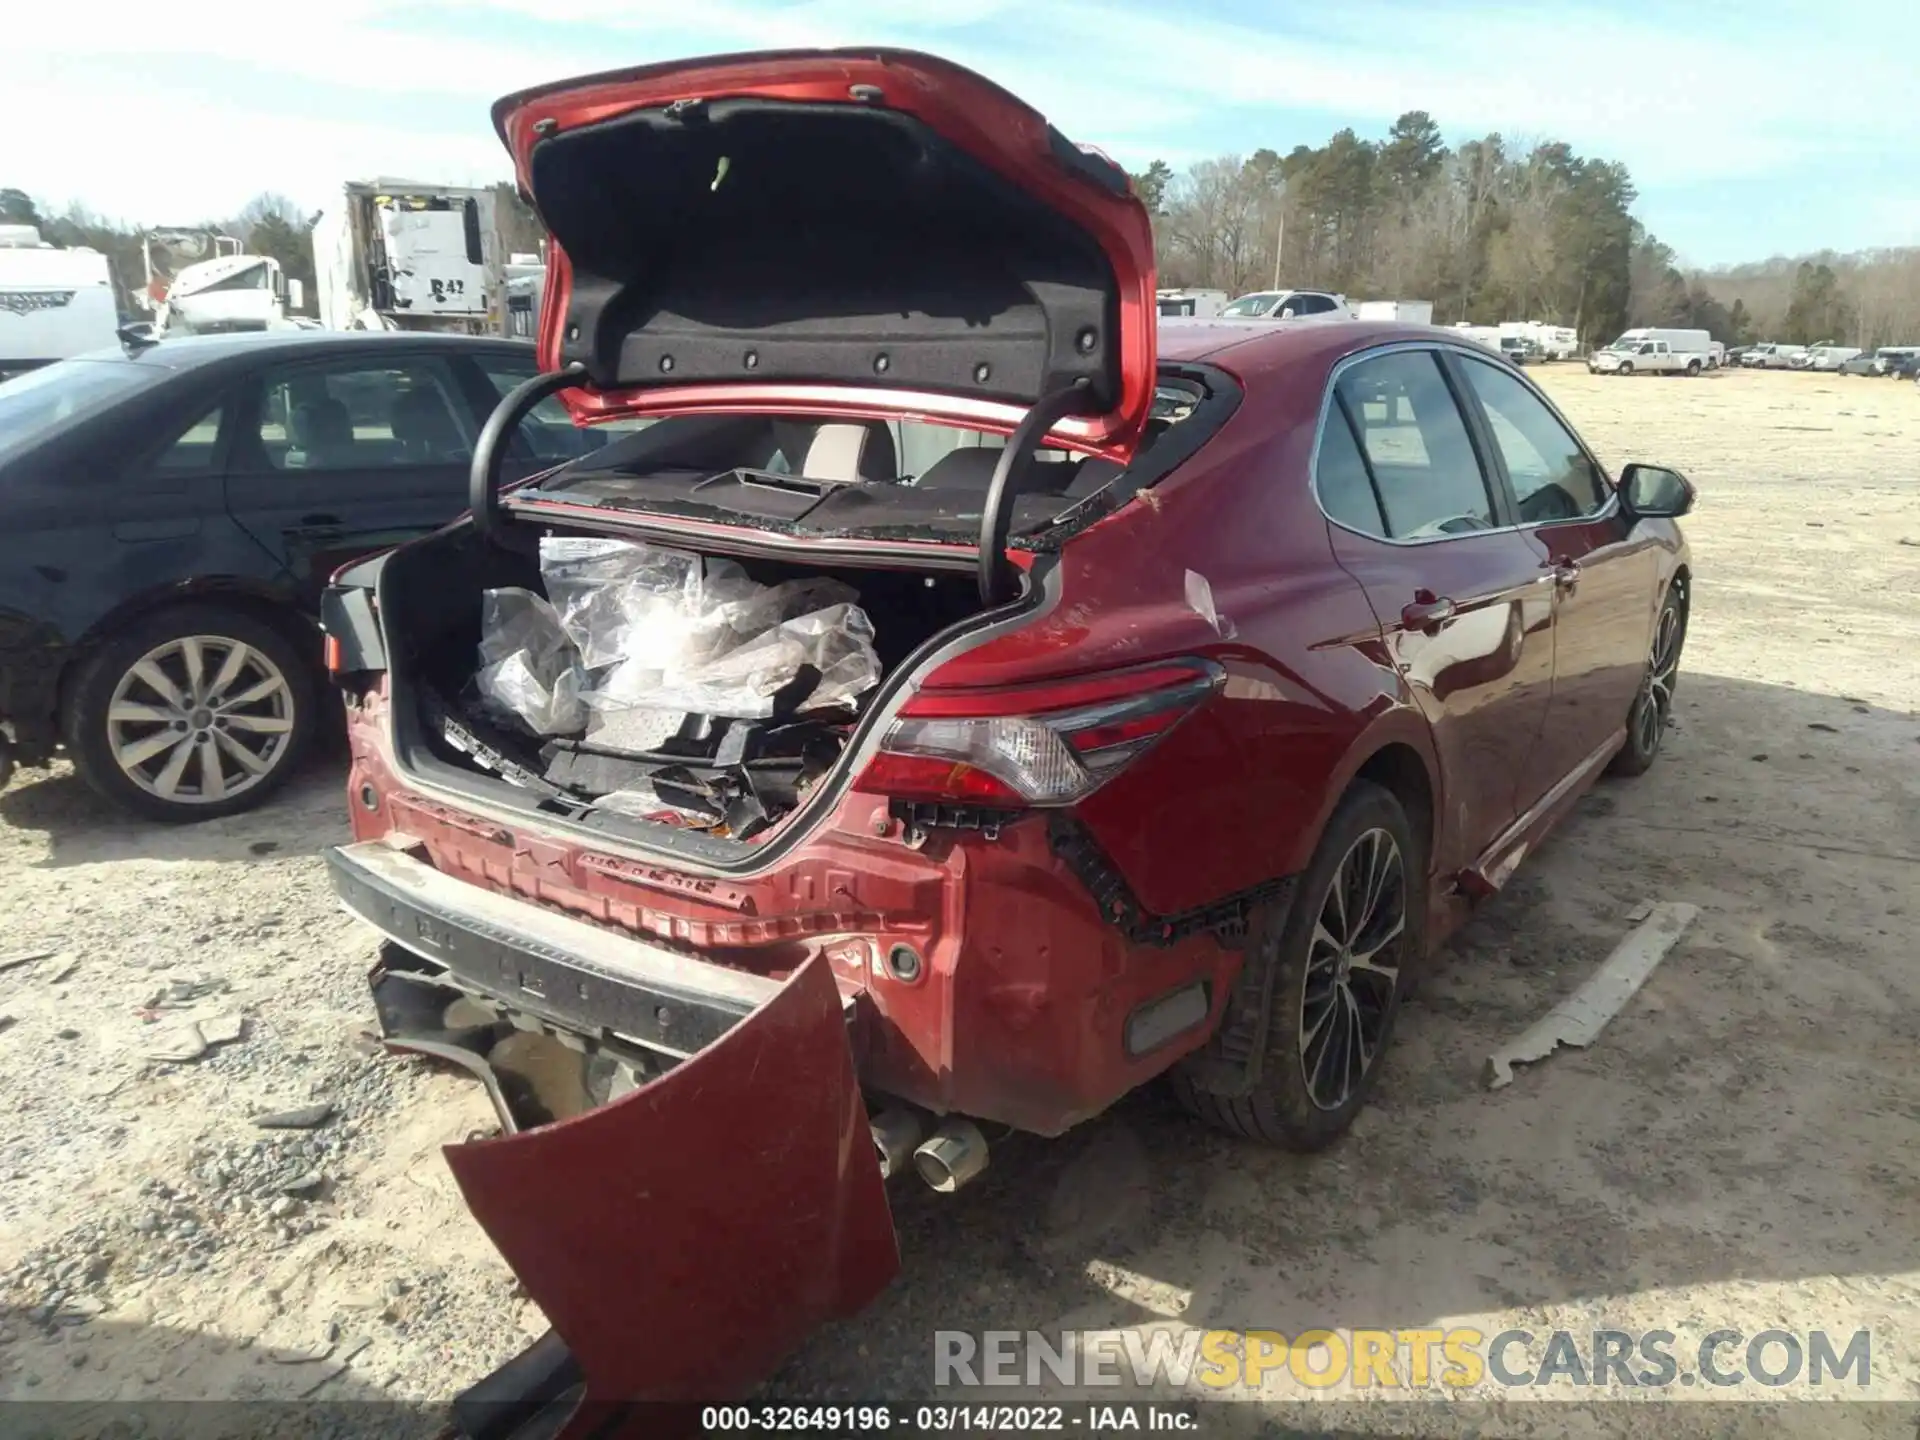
[
  {"left": 1401, "top": 592, "right": 1457, "bottom": 634},
  {"left": 1548, "top": 558, "right": 1581, "bottom": 590}
]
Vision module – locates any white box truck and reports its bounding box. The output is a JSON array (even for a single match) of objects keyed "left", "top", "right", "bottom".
[
  {"left": 1156, "top": 288, "right": 1228, "bottom": 318},
  {"left": 312, "top": 180, "right": 507, "bottom": 333},
  {"left": 1356, "top": 299, "right": 1434, "bottom": 326},
  {"left": 1589, "top": 327, "right": 1713, "bottom": 375},
  {"left": 0, "top": 226, "right": 119, "bottom": 378}
]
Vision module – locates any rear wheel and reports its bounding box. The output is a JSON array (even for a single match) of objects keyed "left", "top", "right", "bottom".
[
  {"left": 65, "top": 605, "right": 317, "bottom": 822},
  {"left": 1174, "top": 782, "right": 1420, "bottom": 1150},
  {"left": 1618, "top": 361, "right": 1634, "bottom": 375},
  {"left": 1610, "top": 582, "right": 1687, "bottom": 777},
  {"left": 1686, "top": 359, "right": 1702, "bottom": 376}
]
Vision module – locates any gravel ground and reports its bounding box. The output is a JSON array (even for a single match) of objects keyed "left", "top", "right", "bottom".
[{"left": 1, "top": 364, "right": 1917, "bottom": 1437}]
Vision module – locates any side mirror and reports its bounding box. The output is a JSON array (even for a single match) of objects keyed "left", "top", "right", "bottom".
[{"left": 1619, "top": 463, "right": 1695, "bottom": 519}]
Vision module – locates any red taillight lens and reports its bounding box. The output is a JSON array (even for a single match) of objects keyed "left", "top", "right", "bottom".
[
  {"left": 323, "top": 634, "right": 345, "bottom": 675},
  {"left": 853, "top": 659, "right": 1222, "bottom": 807}
]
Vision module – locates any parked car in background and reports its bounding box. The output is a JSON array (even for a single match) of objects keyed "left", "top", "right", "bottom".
[
  {"left": 1725, "top": 345, "right": 1757, "bottom": 367},
  {"left": 1219, "top": 288, "right": 1350, "bottom": 319},
  {"left": 1591, "top": 328, "right": 1711, "bottom": 375},
  {"left": 319, "top": 44, "right": 1701, "bottom": 1411},
  {"left": 0, "top": 330, "right": 612, "bottom": 816},
  {"left": 1876, "top": 346, "right": 1920, "bottom": 378},
  {"left": 1742, "top": 342, "right": 1807, "bottom": 369},
  {"left": 1804, "top": 345, "right": 1863, "bottom": 372},
  {"left": 1156, "top": 289, "right": 1229, "bottom": 319},
  {"left": 1839, "top": 350, "right": 1889, "bottom": 376},
  {"left": 1498, "top": 334, "right": 1542, "bottom": 365}
]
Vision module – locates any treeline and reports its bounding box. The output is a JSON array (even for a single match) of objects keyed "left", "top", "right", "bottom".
[{"left": 1132, "top": 118, "right": 1920, "bottom": 349}]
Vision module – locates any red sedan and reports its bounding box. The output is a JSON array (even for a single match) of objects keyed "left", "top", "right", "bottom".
[{"left": 321, "top": 46, "right": 1694, "bottom": 1422}]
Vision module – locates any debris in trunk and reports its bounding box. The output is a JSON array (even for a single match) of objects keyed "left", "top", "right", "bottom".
[
  {"left": 459, "top": 535, "right": 883, "bottom": 837},
  {"left": 1486, "top": 902, "right": 1699, "bottom": 1089}
]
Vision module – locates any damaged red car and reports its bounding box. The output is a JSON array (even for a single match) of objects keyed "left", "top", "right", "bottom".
[{"left": 322, "top": 46, "right": 1695, "bottom": 1430}]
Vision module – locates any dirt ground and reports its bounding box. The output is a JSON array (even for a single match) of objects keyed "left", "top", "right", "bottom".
[{"left": 1, "top": 365, "right": 1917, "bottom": 1435}]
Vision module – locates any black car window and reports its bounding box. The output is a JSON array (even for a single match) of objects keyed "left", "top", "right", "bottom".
[
  {"left": 1334, "top": 351, "right": 1496, "bottom": 539},
  {"left": 151, "top": 404, "right": 224, "bottom": 475},
  {"left": 1457, "top": 358, "right": 1610, "bottom": 523},
  {"left": 476, "top": 355, "right": 639, "bottom": 461},
  {"left": 1300, "top": 294, "right": 1339, "bottom": 315},
  {"left": 248, "top": 359, "right": 471, "bottom": 472},
  {"left": 1315, "top": 400, "right": 1386, "bottom": 537}
]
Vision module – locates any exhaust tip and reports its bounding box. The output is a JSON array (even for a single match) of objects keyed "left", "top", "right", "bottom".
[
  {"left": 870, "top": 1107, "right": 926, "bottom": 1181},
  {"left": 913, "top": 1118, "right": 988, "bottom": 1194}
]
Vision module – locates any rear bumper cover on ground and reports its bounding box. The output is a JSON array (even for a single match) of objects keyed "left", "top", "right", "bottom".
[{"left": 327, "top": 840, "right": 900, "bottom": 1422}]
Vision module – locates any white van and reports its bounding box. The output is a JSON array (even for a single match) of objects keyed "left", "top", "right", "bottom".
[
  {"left": 1155, "top": 289, "right": 1229, "bottom": 319},
  {"left": 0, "top": 230, "right": 119, "bottom": 378},
  {"left": 1590, "top": 327, "right": 1712, "bottom": 375}
]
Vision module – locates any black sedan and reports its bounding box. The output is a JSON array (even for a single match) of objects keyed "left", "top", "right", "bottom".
[{"left": 0, "top": 330, "right": 607, "bottom": 820}]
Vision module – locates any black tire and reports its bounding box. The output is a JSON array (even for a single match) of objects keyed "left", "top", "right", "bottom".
[
  {"left": 1686, "top": 359, "right": 1702, "bottom": 376},
  {"left": 1618, "top": 361, "right": 1634, "bottom": 375},
  {"left": 1610, "top": 582, "right": 1687, "bottom": 778},
  {"left": 1172, "top": 781, "right": 1422, "bottom": 1150},
  {"left": 65, "top": 604, "right": 317, "bottom": 822}
]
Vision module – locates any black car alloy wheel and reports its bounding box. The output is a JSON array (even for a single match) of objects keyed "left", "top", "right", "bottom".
[{"left": 1298, "top": 826, "right": 1405, "bottom": 1110}]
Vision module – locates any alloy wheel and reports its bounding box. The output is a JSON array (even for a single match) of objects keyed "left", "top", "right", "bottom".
[
  {"left": 106, "top": 635, "right": 296, "bottom": 805},
  {"left": 1635, "top": 601, "right": 1683, "bottom": 755},
  {"left": 1298, "top": 827, "right": 1406, "bottom": 1110}
]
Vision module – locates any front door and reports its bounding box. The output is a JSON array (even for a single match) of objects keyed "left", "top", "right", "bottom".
[
  {"left": 222, "top": 351, "right": 478, "bottom": 611},
  {"left": 1317, "top": 346, "right": 1556, "bottom": 878},
  {"left": 1449, "top": 352, "right": 1662, "bottom": 805}
]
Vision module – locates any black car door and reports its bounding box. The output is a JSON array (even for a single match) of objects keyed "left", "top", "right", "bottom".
[{"left": 222, "top": 350, "right": 478, "bottom": 612}]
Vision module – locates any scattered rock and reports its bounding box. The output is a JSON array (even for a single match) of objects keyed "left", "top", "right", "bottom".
[
  {"left": 249, "top": 841, "right": 280, "bottom": 856},
  {"left": 268, "top": 1197, "right": 299, "bottom": 1219},
  {"left": 0, "top": 948, "right": 57, "bottom": 973},
  {"left": 48, "top": 960, "right": 78, "bottom": 984},
  {"left": 252, "top": 1103, "right": 334, "bottom": 1131},
  {"left": 1807, "top": 722, "right": 1839, "bottom": 733},
  {"left": 1852, "top": 704, "right": 1870, "bottom": 714},
  {"left": 198, "top": 1012, "right": 246, "bottom": 1046},
  {"left": 142, "top": 1024, "right": 208, "bottom": 1064},
  {"left": 55, "top": 1027, "right": 80, "bottom": 1040},
  {"left": 0, "top": 1015, "right": 14, "bottom": 1037},
  {"left": 279, "top": 1171, "right": 326, "bottom": 1197},
  {"left": 1750, "top": 753, "right": 1768, "bottom": 762},
  {"left": 1626, "top": 901, "right": 1654, "bottom": 923}
]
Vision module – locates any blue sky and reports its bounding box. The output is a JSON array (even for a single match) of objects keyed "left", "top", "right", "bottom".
[{"left": 4, "top": 0, "right": 1914, "bottom": 267}]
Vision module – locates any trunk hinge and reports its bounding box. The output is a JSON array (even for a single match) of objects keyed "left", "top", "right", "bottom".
[
  {"left": 471, "top": 361, "right": 589, "bottom": 543},
  {"left": 977, "top": 380, "right": 1095, "bottom": 606}
]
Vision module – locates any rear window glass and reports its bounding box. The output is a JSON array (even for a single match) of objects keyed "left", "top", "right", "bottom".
[
  {"left": 0, "top": 359, "right": 162, "bottom": 464},
  {"left": 520, "top": 373, "right": 1217, "bottom": 543}
]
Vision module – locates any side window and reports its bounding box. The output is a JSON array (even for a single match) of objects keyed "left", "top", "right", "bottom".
[
  {"left": 1458, "top": 358, "right": 1610, "bottom": 523},
  {"left": 250, "top": 359, "right": 471, "bottom": 472},
  {"left": 151, "top": 404, "right": 224, "bottom": 475},
  {"left": 1314, "top": 402, "right": 1385, "bottom": 537},
  {"left": 476, "top": 356, "right": 637, "bottom": 461},
  {"left": 1301, "top": 294, "right": 1338, "bottom": 315},
  {"left": 1334, "top": 351, "right": 1496, "bottom": 539}
]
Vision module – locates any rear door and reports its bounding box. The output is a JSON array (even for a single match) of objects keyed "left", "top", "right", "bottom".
[
  {"left": 1450, "top": 351, "right": 1659, "bottom": 807},
  {"left": 222, "top": 350, "right": 477, "bottom": 611},
  {"left": 1317, "top": 345, "right": 1556, "bottom": 876}
]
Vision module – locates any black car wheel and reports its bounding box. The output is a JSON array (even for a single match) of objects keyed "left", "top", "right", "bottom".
[
  {"left": 1618, "top": 361, "right": 1634, "bottom": 375},
  {"left": 66, "top": 605, "right": 317, "bottom": 822},
  {"left": 1610, "top": 582, "right": 1687, "bottom": 777},
  {"left": 1174, "top": 781, "right": 1420, "bottom": 1150}
]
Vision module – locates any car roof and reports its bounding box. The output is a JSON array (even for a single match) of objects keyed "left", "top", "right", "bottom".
[
  {"left": 63, "top": 330, "right": 535, "bottom": 374},
  {"left": 1158, "top": 317, "right": 1463, "bottom": 375}
]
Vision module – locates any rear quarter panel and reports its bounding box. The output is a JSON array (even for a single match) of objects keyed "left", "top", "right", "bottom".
[{"left": 927, "top": 359, "right": 1413, "bottom": 917}]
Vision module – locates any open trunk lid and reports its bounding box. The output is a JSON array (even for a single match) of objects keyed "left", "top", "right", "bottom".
[{"left": 492, "top": 48, "right": 1158, "bottom": 459}]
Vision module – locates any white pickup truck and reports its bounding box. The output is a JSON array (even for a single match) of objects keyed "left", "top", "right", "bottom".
[{"left": 1590, "top": 327, "right": 1713, "bottom": 375}]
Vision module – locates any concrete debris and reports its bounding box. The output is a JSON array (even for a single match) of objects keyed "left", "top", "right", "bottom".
[
  {"left": 252, "top": 1103, "right": 334, "bottom": 1130},
  {"left": 142, "top": 1024, "right": 209, "bottom": 1064},
  {"left": 1487, "top": 902, "right": 1700, "bottom": 1090},
  {"left": 0, "top": 948, "right": 57, "bottom": 973},
  {"left": 197, "top": 1012, "right": 246, "bottom": 1046}
]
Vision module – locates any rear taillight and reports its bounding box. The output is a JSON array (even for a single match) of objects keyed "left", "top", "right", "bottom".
[{"left": 854, "top": 659, "right": 1222, "bottom": 807}]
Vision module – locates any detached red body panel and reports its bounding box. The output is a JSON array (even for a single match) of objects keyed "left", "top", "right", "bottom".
[{"left": 443, "top": 955, "right": 896, "bottom": 1406}]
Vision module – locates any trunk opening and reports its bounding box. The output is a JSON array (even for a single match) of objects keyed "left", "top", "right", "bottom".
[{"left": 378, "top": 518, "right": 1010, "bottom": 857}]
